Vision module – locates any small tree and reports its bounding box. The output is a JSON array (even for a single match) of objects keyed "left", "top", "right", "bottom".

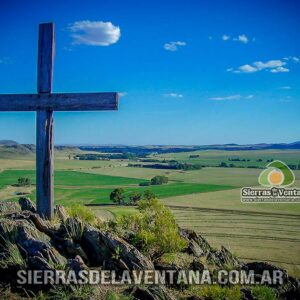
[
  {"left": 17, "top": 177, "right": 31, "bottom": 187},
  {"left": 150, "top": 175, "right": 168, "bottom": 185},
  {"left": 129, "top": 191, "right": 142, "bottom": 204},
  {"left": 143, "top": 190, "right": 156, "bottom": 201},
  {"left": 110, "top": 188, "right": 125, "bottom": 205}
]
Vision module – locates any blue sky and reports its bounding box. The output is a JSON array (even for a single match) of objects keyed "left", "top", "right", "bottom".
[{"left": 0, "top": 0, "right": 299, "bottom": 145}]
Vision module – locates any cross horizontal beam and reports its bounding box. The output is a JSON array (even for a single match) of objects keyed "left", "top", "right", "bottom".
[{"left": 0, "top": 92, "right": 118, "bottom": 111}]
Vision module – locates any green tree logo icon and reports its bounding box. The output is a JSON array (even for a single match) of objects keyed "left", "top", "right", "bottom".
[{"left": 258, "top": 160, "right": 295, "bottom": 187}]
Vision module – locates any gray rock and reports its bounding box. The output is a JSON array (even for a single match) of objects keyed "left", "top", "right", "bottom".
[
  {"left": 28, "top": 256, "right": 55, "bottom": 271},
  {"left": 55, "top": 205, "right": 69, "bottom": 222},
  {"left": 207, "top": 246, "right": 239, "bottom": 267},
  {"left": 180, "top": 228, "right": 212, "bottom": 257},
  {"left": 0, "top": 218, "right": 66, "bottom": 267},
  {"left": 67, "top": 255, "right": 88, "bottom": 275},
  {"left": 19, "top": 197, "right": 36, "bottom": 213},
  {"left": 82, "top": 225, "right": 154, "bottom": 270}
]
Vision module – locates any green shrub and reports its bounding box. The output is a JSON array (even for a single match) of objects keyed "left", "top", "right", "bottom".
[
  {"left": 252, "top": 286, "right": 278, "bottom": 300},
  {"left": 17, "top": 177, "right": 31, "bottom": 186},
  {"left": 190, "top": 285, "right": 241, "bottom": 300},
  {"left": 110, "top": 188, "right": 125, "bottom": 205},
  {"left": 66, "top": 205, "right": 96, "bottom": 224},
  {"left": 116, "top": 199, "right": 187, "bottom": 256},
  {"left": 150, "top": 175, "right": 169, "bottom": 185}
]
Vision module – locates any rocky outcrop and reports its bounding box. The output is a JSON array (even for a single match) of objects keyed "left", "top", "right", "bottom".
[
  {"left": 0, "top": 200, "right": 299, "bottom": 299},
  {"left": 0, "top": 217, "right": 66, "bottom": 267},
  {"left": 0, "top": 200, "right": 154, "bottom": 275},
  {"left": 180, "top": 228, "right": 212, "bottom": 257},
  {"left": 180, "top": 228, "right": 239, "bottom": 268},
  {"left": 82, "top": 224, "right": 154, "bottom": 270}
]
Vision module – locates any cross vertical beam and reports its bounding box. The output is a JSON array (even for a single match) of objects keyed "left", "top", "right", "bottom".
[{"left": 36, "top": 23, "right": 55, "bottom": 219}]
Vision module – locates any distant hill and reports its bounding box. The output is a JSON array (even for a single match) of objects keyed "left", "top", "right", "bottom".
[
  {"left": 1, "top": 141, "right": 300, "bottom": 158},
  {"left": 0, "top": 141, "right": 35, "bottom": 158},
  {"left": 0, "top": 141, "right": 81, "bottom": 159},
  {"left": 0, "top": 140, "right": 19, "bottom": 146},
  {"left": 78, "top": 141, "right": 300, "bottom": 154}
]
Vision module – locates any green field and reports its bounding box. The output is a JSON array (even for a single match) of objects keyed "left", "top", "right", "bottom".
[
  {"left": 154, "top": 149, "right": 300, "bottom": 168},
  {"left": 0, "top": 148, "right": 300, "bottom": 277},
  {"left": 0, "top": 169, "right": 143, "bottom": 188},
  {"left": 0, "top": 169, "right": 234, "bottom": 205}
]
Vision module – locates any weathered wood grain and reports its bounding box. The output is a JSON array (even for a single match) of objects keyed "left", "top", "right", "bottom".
[
  {"left": 37, "top": 23, "right": 54, "bottom": 93},
  {"left": 0, "top": 92, "right": 118, "bottom": 111},
  {"left": 36, "top": 23, "right": 55, "bottom": 220},
  {"left": 36, "top": 110, "right": 54, "bottom": 220}
]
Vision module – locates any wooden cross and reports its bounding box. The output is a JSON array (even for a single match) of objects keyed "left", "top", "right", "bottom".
[{"left": 0, "top": 23, "right": 118, "bottom": 219}]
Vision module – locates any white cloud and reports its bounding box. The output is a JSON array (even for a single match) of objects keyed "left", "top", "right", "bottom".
[
  {"left": 118, "top": 92, "right": 127, "bottom": 97},
  {"left": 164, "top": 93, "right": 184, "bottom": 98},
  {"left": 234, "top": 34, "right": 249, "bottom": 44},
  {"left": 221, "top": 34, "right": 251, "bottom": 43},
  {"left": 228, "top": 58, "right": 298, "bottom": 74},
  {"left": 236, "top": 64, "right": 258, "bottom": 73},
  {"left": 253, "top": 60, "right": 286, "bottom": 70},
  {"left": 210, "top": 94, "right": 253, "bottom": 101},
  {"left": 270, "top": 66, "right": 289, "bottom": 73},
  {"left": 279, "top": 86, "right": 291, "bottom": 90},
  {"left": 222, "top": 34, "right": 230, "bottom": 41},
  {"left": 284, "top": 56, "right": 299, "bottom": 63},
  {"left": 68, "top": 20, "right": 121, "bottom": 46},
  {"left": 164, "top": 41, "right": 186, "bottom": 51}
]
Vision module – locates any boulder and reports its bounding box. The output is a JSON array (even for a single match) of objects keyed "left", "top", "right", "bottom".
[
  {"left": 180, "top": 229, "right": 212, "bottom": 257},
  {"left": 19, "top": 197, "right": 36, "bottom": 213},
  {"left": 82, "top": 225, "right": 154, "bottom": 270},
  {"left": 0, "top": 218, "right": 66, "bottom": 267},
  {"left": 67, "top": 255, "right": 88, "bottom": 275}
]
